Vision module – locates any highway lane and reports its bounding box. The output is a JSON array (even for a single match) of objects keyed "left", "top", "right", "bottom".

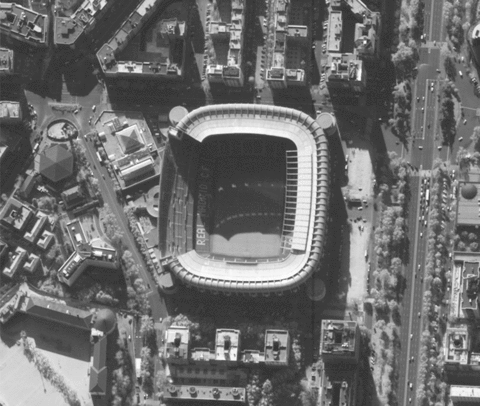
[
  {"left": 430, "top": 0, "right": 446, "bottom": 41},
  {"left": 81, "top": 133, "right": 167, "bottom": 322}
]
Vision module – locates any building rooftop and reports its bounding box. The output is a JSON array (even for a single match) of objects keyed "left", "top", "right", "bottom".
[
  {"left": 0, "top": 48, "right": 13, "bottom": 73},
  {"left": 445, "top": 327, "right": 470, "bottom": 364},
  {"left": 2, "top": 246, "right": 27, "bottom": 279},
  {"left": 165, "top": 325, "right": 190, "bottom": 361},
  {"left": 287, "top": 25, "right": 308, "bottom": 38},
  {"left": 457, "top": 182, "right": 480, "bottom": 226},
  {"left": 319, "top": 366, "right": 356, "bottom": 406},
  {"left": 327, "top": 11, "right": 342, "bottom": 52},
  {"left": 215, "top": 329, "right": 240, "bottom": 362},
  {"left": 450, "top": 385, "right": 480, "bottom": 400},
  {"left": 327, "top": 53, "right": 364, "bottom": 82},
  {"left": 462, "top": 262, "right": 480, "bottom": 312},
  {"left": 0, "top": 3, "right": 47, "bottom": 45},
  {"left": 38, "top": 144, "right": 74, "bottom": 183},
  {"left": 54, "top": 0, "right": 109, "bottom": 45},
  {"left": 164, "top": 385, "right": 245, "bottom": 402},
  {"left": 0, "top": 197, "right": 34, "bottom": 232},
  {"left": 264, "top": 329, "right": 289, "bottom": 364},
  {"left": 0, "top": 101, "right": 21, "bottom": 120},
  {"left": 320, "top": 320, "right": 358, "bottom": 356}
]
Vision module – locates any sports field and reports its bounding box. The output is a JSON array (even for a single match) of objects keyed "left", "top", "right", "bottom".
[{"left": 209, "top": 155, "right": 286, "bottom": 259}]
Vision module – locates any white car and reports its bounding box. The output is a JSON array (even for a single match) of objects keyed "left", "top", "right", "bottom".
[{"left": 459, "top": 71, "right": 463, "bottom": 78}]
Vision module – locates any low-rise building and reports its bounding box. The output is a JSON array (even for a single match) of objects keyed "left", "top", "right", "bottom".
[
  {"left": 61, "top": 185, "right": 86, "bottom": 209},
  {"left": 23, "top": 252, "right": 41, "bottom": 274},
  {"left": 450, "top": 385, "right": 480, "bottom": 403},
  {"left": 37, "top": 229, "right": 54, "bottom": 251},
  {"left": 215, "top": 329, "right": 240, "bottom": 364},
  {"left": 0, "top": 197, "right": 34, "bottom": 234},
  {"left": 0, "top": 101, "right": 21, "bottom": 122},
  {"left": 2, "top": 246, "right": 27, "bottom": 279},
  {"left": 164, "top": 385, "right": 246, "bottom": 403},
  {"left": 0, "top": 47, "right": 14, "bottom": 75},
  {"left": 264, "top": 329, "right": 290, "bottom": 366},
  {"left": 165, "top": 325, "right": 190, "bottom": 365}
]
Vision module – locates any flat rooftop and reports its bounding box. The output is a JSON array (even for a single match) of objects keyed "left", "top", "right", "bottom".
[
  {"left": 321, "top": 320, "right": 358, "bottom": 355},
  {"left": 0, "top": 48, "right": 14, "bottom": 72},
  {"left": 0, "top": 3, "right": 47, "bottom": 44},
  {"left": 0, "top": 101, "right": 20, "bottom": 119},
  {"left": 445, "top": 327, "right": 469, "bottom": 364},
  {"left": 327, "top": 11, "right": 342, "bottom": 52},
  {"left": 457, "top": 183, "right": 480, "bottom": 225}
]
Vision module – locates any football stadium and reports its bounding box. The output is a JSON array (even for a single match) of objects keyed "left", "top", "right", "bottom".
[{"left": 158, "top": 104, "right": 330, "bottom": 296}]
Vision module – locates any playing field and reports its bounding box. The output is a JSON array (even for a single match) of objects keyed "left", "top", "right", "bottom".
[{"left": 209, "top": 155, "right": 286, "bottom": 259}]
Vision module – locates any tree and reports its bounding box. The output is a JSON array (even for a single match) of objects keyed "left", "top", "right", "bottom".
[
  {"left": 471, "top": 127, "right": 480, "bottom": 152},
  {"left": 443, "top": 56, "right": 456, "bottom": 81},
  {"left": 99, "top": 203, "right": 124, "bottom": 246}
]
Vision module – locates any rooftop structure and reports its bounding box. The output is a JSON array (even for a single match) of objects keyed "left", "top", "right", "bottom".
[
  {"left": 0, "top": 3, "right": 47, "bottom": 47},
  {"left": 37, "top": 144, "right": 74, "bottom": 184},
  {"left": 320, "top": 320, "right": 360, "bottom": 364},
  {"left": 161, "top": 104, "right": 329, "bottom": 296},
  {"left": 450, "top": 385, "right": 480, "bottom": 403},
  {"left": 54, "top": 0, "right": 113, "bottom": 47},
  {"left": 327, "top": 11, "right": 342, "bottom": 52},
  {"left": 215, "top": 329, "right": 240, "bottom": 363},
  {"left": 164, "top": 385, "right": 246, "bottom": 403},
  {"left": 61, "top": 185, "right": 85, "bottom": 209},
  {"left": 326, "top": 53, "right": 366, "bottom": 95},
  {"left": 165, "top": 325, "right": 190, "bottom": 364},
  {"left": 96, "top": 0, "right": 185, "bottom": 79},
  {"left": 0, "top": 47, "right": 14, "bottom": 74}
]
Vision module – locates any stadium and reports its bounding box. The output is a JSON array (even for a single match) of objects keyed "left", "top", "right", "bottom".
[{"left": 158, "top": 104, "right": 330, "bottom": 296}]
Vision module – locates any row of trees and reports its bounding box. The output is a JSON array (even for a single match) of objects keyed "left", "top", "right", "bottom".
[
  {"left": 444, "top": 0, "right": 466, "bottom": 51},
  {"left": 139, "top": 314, "right": 157, "bottom": 395},
  {"left": 122, "top": 250, "right": 150, "bottom": 314},
  {"left": 124, "top": 207, "right": 158, "bottom": 279},
  {"left": 370, "top": 153, "right": 411, "bottom": 404},
  {"left": 415, "top": 166, "right": 453, "bottom": 403},
  {"left": 439, "top": 81, "right": 460, "bottom": 146},
  {"left": 99, "top": 203, "right": 124, "bottom": 248},
  {"left": 389, "top": 81, "right": 413, "bottom": 144},
  {"left": 21, "top": 332, "right": 81, "bottom": 406},
  {"left": 112, "top": 330, "right": 134, "bottom": 406}
]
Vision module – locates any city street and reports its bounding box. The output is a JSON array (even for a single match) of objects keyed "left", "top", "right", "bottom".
[{"left": 398, "top": 0, "right": 447, "bottom": 404}]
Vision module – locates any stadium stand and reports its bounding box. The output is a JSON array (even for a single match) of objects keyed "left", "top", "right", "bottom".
[{"left": 159, "top": 104, "right": 329, "bottom": 296}]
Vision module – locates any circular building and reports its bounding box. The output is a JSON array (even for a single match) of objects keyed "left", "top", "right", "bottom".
[
  {"left": 158, "top": 104, "right": 330, "bottom": 296},
  {"left": 468, "top": 22, "right": 480, "bottom": 68},
  {"left": 37, "top": 144, "right": 74, "bottom": 183},
  {"left": 92, "top": 308, "right": 116, "bottom": 335},
  {"left": 169, "top": 106, "right": 189, "bottom": 126},
  {"left": 316, "top": 113, "right": 337, "bottom": 136},
  {"left": 146, "top": 185, "right": 161, "bottom": 217},
  {"left": 461, "top": 183, "right": 478, "bottom": 200}
]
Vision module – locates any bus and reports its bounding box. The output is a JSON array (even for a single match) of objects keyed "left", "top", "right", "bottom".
[
  {"left": 96, "top": 151, "right": 103, "bottom": 164},
  {"left": 425, "top": 189, "right": 430, "bottom": 205}
]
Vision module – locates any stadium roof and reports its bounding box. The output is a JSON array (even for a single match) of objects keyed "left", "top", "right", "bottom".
[
  {"left": 164, "top": 104, "right": 329, "bottom": 295},
  {"left": 39, "top": 144, "right": 74, "bottom": 183}
]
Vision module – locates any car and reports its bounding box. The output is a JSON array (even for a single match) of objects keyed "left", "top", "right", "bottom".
[
  {"left": 418, "top": 264, "right": 421, "bottom": 270},
  {"left": 159, "top": 317, "right": 163, "bottom": 322},
  {"left": 436, "top": 69, "right": 441, "bottom": 73},
  {"left": 459, "top": 137, "right": 463, "bottom": 141},
  {"left": 409, "top": 398, "right": 412, "bottom": 403},
  {"left": 410, "top": 334, "right": 413, "bottom": 340},
  {"left": 92, "top": 105, "right": 96, "bottom": 112},
  {"left": 418, "top": 145, "right": 423, "bottom": 150},
  {"left": 422, "top": 96, "right": 425, "bottom": 101},
  {"left": 420, "top": 232, "right": 423, "bottom": 238},
  {"left": 421, "top": 107, "right": 425, "bottom": 112},
  {"left": 424, "top": 220, "right": 427, "bottom": 226},
  {"left": 128, "top": 335, "right": 131, "bottom": 341},
  {"left": 459, "top": 71, "right": 463, "bottom": 78},
  {"left": 418, "top": 312, "right": 421, "bottom": 318},
  {"left": 411, "top": 356, "right": 414, "bottom": 362},
  {"left": 433, "top": 40, "right": 436, "bottom": 46},
  {"left": 463, "top": 119, "right": 467, "bottom": 125}
]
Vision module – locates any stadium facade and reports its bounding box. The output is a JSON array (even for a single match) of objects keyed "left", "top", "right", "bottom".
[{"left": 158, "top": 104, "right": 329, "bottom": 296}]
